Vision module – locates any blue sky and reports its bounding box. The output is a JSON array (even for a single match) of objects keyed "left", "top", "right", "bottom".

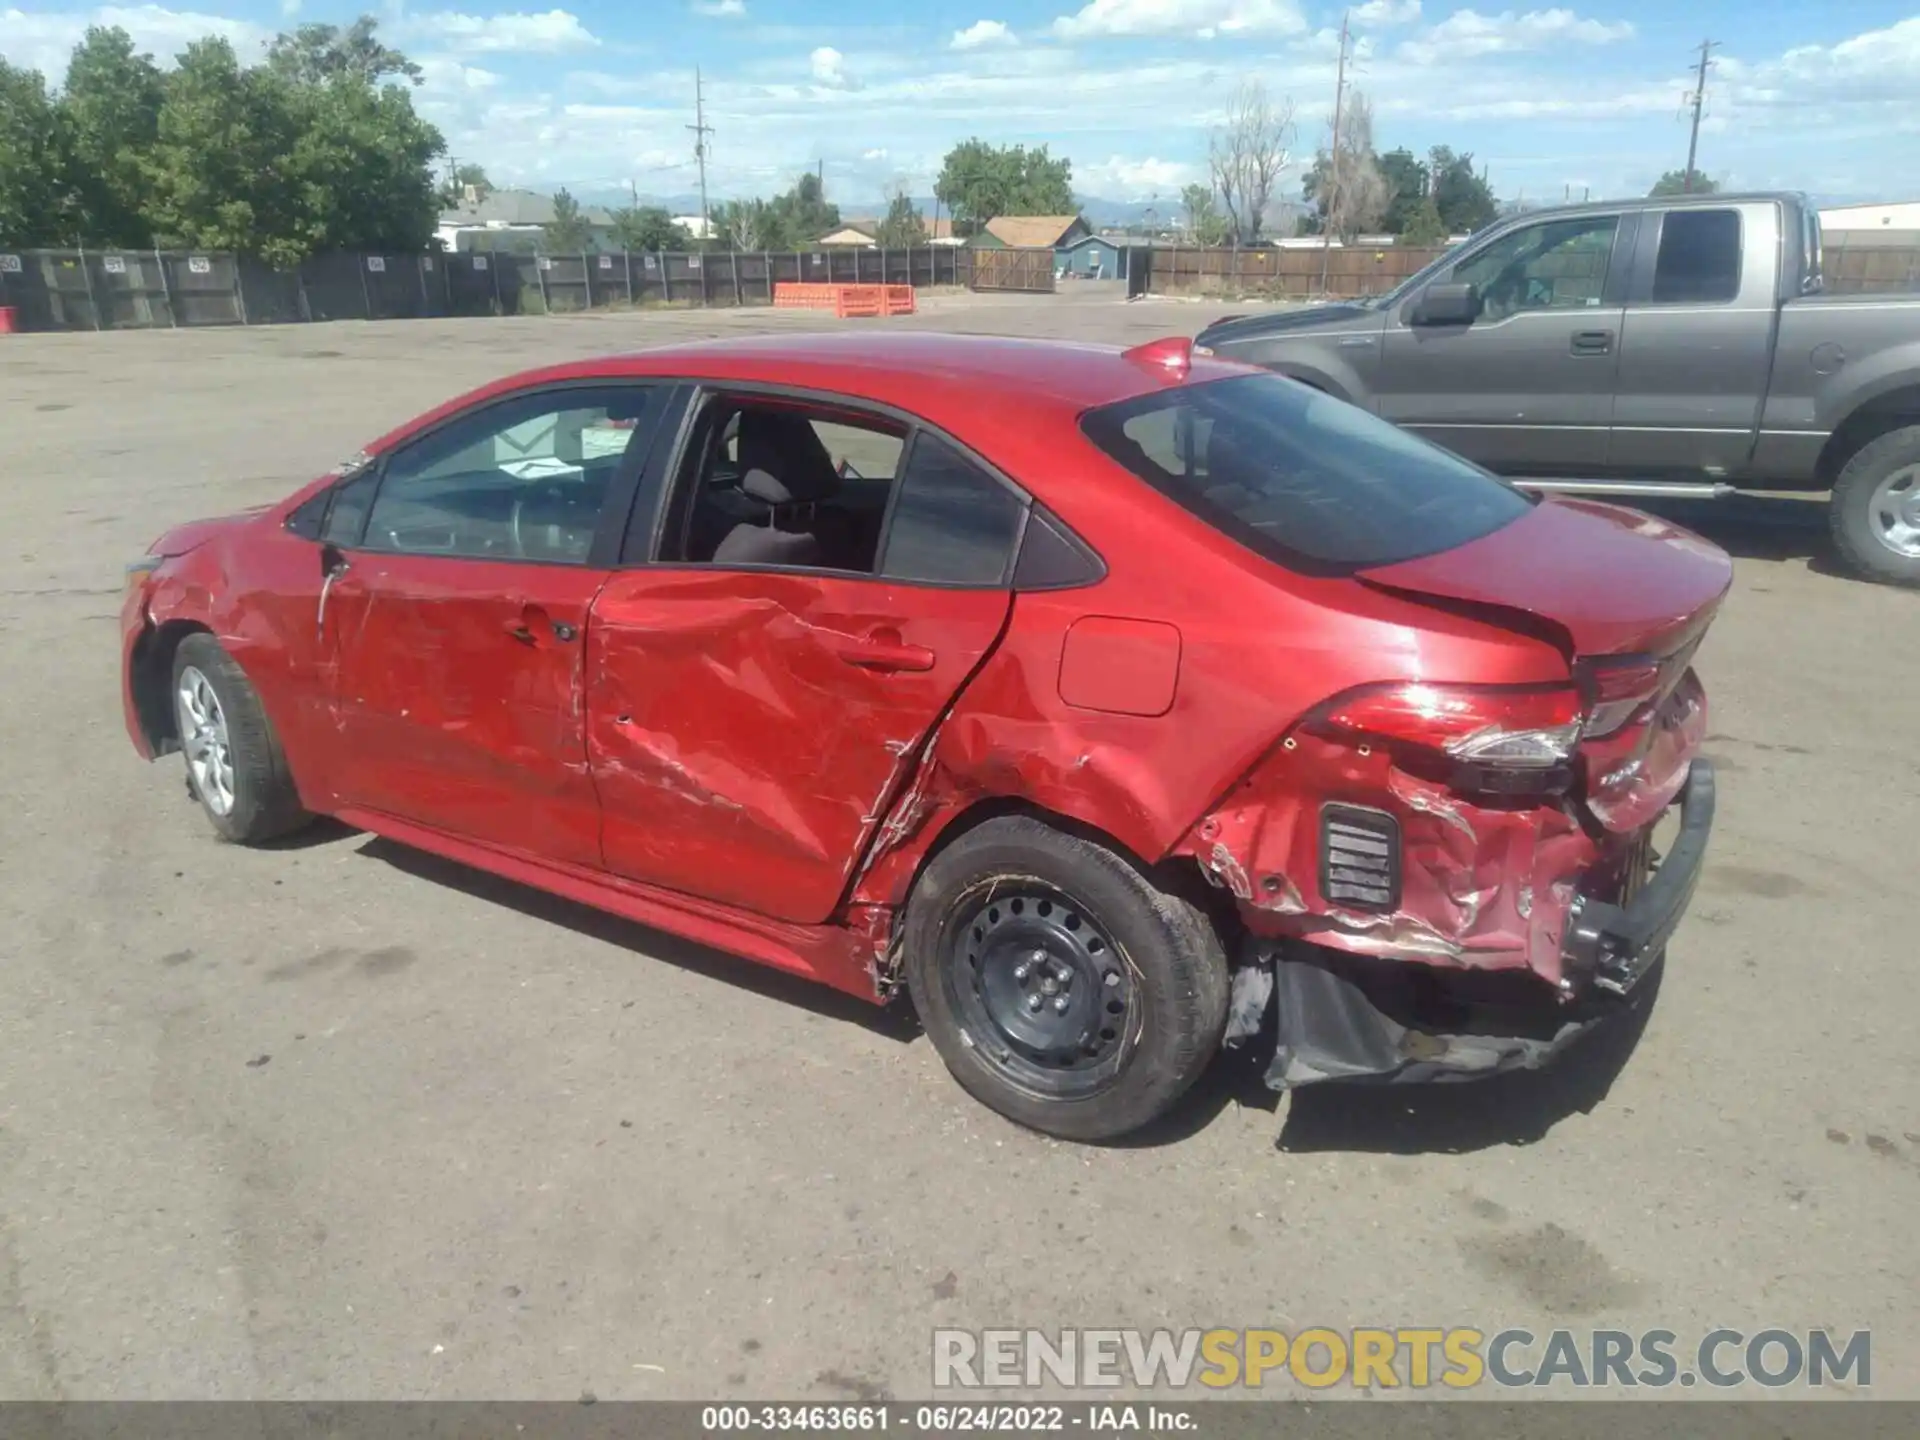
[{"left": 4, "top": 2, "right": 1918, "bottom": 208}]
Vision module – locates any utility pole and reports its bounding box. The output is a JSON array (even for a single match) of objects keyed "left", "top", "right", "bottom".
[
  {"left": 1683, "top": 39, "right": 1718, "bottom": 193},
  {"left": 688, "top": 67, "right": 714, "bottom": 238},
  {"left": 1318, "top": 9, "right": 1351, "bottom": 295}
]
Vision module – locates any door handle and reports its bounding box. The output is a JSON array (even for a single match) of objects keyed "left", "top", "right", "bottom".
[
  {"left": 505, "top": 607, "right": 577, "bottom": 645},
  {"left": 832, "top": 635, "right": 936, "bottom": 672},
  {"left": 1571, "top": 329, "right": 1614, "bottom": 355}
]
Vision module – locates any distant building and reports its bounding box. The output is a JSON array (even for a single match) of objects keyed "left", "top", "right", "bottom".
[
  {"left": 817, "top": 217, "right": 961, "bottom": 247},
  {"left": 1820, "top": 201, "right": 1920, "bottom": 238},
  {"left": 973, "top": 215, "right": 1091, "bottom": 250},
  {"left": 435, "top": 187, "right": 618, "bottom": 253},
  {"left": 674, "top": 215, "right": 717, "bottom": 242},
  {"left": 1057, "top": 233, "right": 1128, "bottom": 280}
]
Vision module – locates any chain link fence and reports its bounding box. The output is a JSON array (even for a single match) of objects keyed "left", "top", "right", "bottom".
[{"left": 0, "top": 245, "right": 976, "bottom": 333}]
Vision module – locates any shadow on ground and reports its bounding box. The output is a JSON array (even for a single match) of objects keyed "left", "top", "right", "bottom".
[
  {"left": 355, "top": 824, "right": 1665, "bottom": 1152},
  {"left": 354, "top": 834, "right": 922, "bottom": 1043},
  {"left": 1628, "top": 491, "right": 1840, "bottom": 572}
]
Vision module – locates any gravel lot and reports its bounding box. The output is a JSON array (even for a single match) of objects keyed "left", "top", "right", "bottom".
[{"left": 1, "top": 293, "right": 1914, "bottom": 1402}]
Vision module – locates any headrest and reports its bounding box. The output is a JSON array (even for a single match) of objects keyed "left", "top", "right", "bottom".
[{"left": 741, "top": 468, "right": 795, "bottom": 505}]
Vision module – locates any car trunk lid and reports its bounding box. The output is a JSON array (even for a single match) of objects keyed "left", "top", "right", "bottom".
[
  {"left": 1358, "top": 496, "right": 1732, "bottom": 833},
  {"left": 1356, "top": 496, "right": 1732, "bottom": 659}
]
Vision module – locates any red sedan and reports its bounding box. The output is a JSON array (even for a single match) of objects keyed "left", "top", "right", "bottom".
[{"left": 120, "top": 332, "right": 1728, "bottom": 1140}]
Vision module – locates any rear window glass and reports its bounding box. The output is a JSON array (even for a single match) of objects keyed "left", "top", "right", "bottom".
[{"left": 1080, "top": 374, "right": 1531, "bottom": 573}]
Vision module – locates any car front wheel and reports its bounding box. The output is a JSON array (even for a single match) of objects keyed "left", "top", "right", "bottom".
[
  {"left": 171, "top": 633, "right": 311, "bottom": 844},
  {"left": 904, "top": 816, "right": 1230, "bottom": 1142}
]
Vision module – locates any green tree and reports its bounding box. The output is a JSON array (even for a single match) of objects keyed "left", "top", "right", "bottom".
[
  {"left": 1376, "top": 147, "right": 1429, "bottom": 237},
  {"left": 711, "top": 198, "right": 772, "bottom": 251},
  {"left": 544, "top": 188, "right": 594, "bottom": 252},
  {"left": 1429, "top": 146, "right": 1497, "bottom": 233},
  {"left": 0, "top": 59, "right": 71, "bottom": 246},
  {"left": 60, "top": 28, "right": 165, "bottom": 246},
  {"left": 1650, "top": 168, "right": 1718, "bottom": 197},
  {"left": 874, "top": 189, "right": 926, "bottom": 247},
  {"left": 934, "top": 139, "right": 1074, "bottom": 234},
  {"left": 764, "top": 171, "right": 839, "bottom": 248},
  {"left": 1180, "top": 182, "right": 1230, "bottom": 246},
  {"left": 145, "top": 38, "right": 302, "bottom": 261},
  {"left": 268, "top": 14, "right": 422, "bottom": 86},
  {"left": 440, "top": 162, "right": 492, "bottom": 207},
  {"left": 610, "top": 204, "right": 689, "bottom": 251},
  {"left": 282, "top": 71, "right": 443, "bottom": 253},
  {"left": 1397, "top": 196, "right": 1448, "bottom": 245}
]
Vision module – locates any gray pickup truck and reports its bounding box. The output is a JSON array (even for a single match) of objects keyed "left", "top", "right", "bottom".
[{"left": 1194, "top": 192, "right": 1920, "bottom": 585}]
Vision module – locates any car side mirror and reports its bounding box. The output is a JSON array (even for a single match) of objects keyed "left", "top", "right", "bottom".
[{"left": 1410, "top": 282, "right": 1482, "bottom": 327}]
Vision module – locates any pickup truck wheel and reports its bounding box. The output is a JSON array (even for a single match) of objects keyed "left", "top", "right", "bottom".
[
  {"left": 1830, "top": 425, "right": 1920, "bottom": 587},
  {"left": 903, "top": 817, "right": 1230, "bottom": 1142},
  {"left": 172, "top": 633, "right": 311, "bottom": 844}
]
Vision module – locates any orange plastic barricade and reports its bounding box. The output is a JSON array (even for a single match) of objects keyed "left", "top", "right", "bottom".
[{"left": 772, "top": 282, "right": 914, "bottom": 318}]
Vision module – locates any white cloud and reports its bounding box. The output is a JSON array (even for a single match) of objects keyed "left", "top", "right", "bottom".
[
  {"left": 1051, "top": 0, "right": 1306, "bottom": 42},
  {"left": 862, "top": 147, "right": 889, "bottom": 160},
  {"left": 810, "top": 45, "right": 849, "bottom": 86},
  {"left": 1352, "top": 0, "right": 1419, "bottom": 25},
  {"left": 406, "top": 10, "right": 600, "bottom": 55},
  {"left": 692, "top": 0, "right": 745, "bottom": 16},
  {"left": 951, "top": 19, "right": 1014, "bottom": 50},
  {"left": 279, "top": 0, "right": 300, "bottom": 17},
  {"left": 1398, "top": 8, "right": 1632, "bottom": 65},
  {"left": 0, "top": 6, "right": 270, "bottom": 77},
  {"left": 417, "top": 55, "right": 502, "bottom": 93},
  {"left": 1076, "top": 155, "right": 1201, "bottom": 197}
]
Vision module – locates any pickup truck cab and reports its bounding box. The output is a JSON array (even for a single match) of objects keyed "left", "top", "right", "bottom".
[{"left": 1195, "top": 192, "right": 1920, "bottom": 586}]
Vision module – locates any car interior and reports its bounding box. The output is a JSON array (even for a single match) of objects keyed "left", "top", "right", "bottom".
[
  {"left": 359, "top": 396, "right": 651, "bottom": 563},
  {"left": 664, "top": 398, "right": 905, "bottom": 572}
]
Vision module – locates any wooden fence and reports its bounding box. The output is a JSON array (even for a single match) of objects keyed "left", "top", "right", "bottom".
[
  {"left": 1146, "top": 237, "right": 1920, "bottom": 300},
  {"left": 969, "top": 246, "right": 1058, "bottom": 294}
]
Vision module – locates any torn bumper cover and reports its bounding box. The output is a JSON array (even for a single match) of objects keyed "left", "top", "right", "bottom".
[{"left": 1265, "top": 759, "right": 1715, "bottom": 1090}]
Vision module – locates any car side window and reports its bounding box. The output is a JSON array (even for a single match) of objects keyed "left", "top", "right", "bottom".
[
  {"left": 1650, "top": 209, "right": 1741, "bottom": 305},
  {"left": 879, "top": 432, "right": 1027, "bottom": 586},
  {"left": 1450, "top": 214, "right": 1620, "bottom": 322},
  {"left": 362, "top": 385, "right": 654, "bottom": 564}
]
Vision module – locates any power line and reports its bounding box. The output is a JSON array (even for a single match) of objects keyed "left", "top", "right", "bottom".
[
  {"left": 688, "top": 67, "right": 715, "bottom": 234},
  {"left": 1682, "top": 38, "right": 1719, "bottom": 193}
]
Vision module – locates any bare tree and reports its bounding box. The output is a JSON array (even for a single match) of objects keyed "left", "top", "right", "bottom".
[
  {"left": 1208, "top": 80, "right": 1295, "bottom": 245},
  {"left": 1320, "top": 90, "right": 1390, "bottom": 241}
]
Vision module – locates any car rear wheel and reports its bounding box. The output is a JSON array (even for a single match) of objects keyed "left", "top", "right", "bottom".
[
  {"left": 1830, "top": 424, "right": 1920, "bottom": 588},
  {"left": 903, "top": 816, "right": 1230, "bottom": 1141},
  {"left": 171, "top": 633, "right": 311, "bottom": 844}
]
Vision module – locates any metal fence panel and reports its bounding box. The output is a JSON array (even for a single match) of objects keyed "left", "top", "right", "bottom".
[{"left": 0, "top": 243, "right": 992, "bottom": 331}]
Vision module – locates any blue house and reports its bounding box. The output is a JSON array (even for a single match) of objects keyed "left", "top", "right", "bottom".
[{"left": 1057, "top": 233, "right": 1128, "bottom": 281}]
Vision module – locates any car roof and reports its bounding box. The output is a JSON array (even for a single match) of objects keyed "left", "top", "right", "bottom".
[{"left": 443, "top": 332, "right": 1246, "bottom": 430}]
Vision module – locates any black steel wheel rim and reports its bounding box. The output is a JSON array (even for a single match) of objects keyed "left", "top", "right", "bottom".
[{"left": 940, "top": 880, "right": 1137, "bottom": 1099}]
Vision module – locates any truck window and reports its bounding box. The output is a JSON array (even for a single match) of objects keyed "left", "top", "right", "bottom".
[
  {"left": 1651, "top": 209, "right": 1741, "bottom": 304},
  {"left": 1450, "top": 215, "right": 1619, "bottom": 322}
]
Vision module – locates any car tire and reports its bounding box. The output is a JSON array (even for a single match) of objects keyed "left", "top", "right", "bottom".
[
  {"left": 903, "top": 816, "right": 1230, "bottom": 1142},
  {"left": 1830, "top": 424, "right": 1920, "bottom": 588},
  {"left": 171, "top": 633, "right": 311, "bottom": 845}
]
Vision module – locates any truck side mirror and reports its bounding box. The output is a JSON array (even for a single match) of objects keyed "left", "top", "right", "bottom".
[{"left": 1410, "top": 282, "right": 1482, "bottom": 327}]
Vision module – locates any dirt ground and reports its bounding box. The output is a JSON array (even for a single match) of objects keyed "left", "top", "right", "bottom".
[{"left": 0, "top": 293, "right": 1914, "bottom": 1402}]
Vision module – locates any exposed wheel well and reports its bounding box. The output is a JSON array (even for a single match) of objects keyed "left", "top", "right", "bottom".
[
  {"left": 879, "top": 795, "right": 1242, "bottom": 940},
  {"left": 1817, "top": 385, "right": 1920, "bottom": 485},
  {"left": 129, "top": 619, "right": 212, "bottom": 756}
]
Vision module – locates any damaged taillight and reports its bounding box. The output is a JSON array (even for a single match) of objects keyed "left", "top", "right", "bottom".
[
  {"left": 1577, "top": 657, "right": 1664, "bottom": 739},
  {"left": 1312, "top": 681, "right": 1584, "bottom": 770}
]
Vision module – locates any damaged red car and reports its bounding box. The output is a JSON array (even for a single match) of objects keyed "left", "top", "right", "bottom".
[{"left": 121, "top": 332, "right": 1728, "bottom": 1140}]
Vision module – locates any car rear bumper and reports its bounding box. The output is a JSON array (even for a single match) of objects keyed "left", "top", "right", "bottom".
[{"left": 1260, "top": 760, "right": 1715, "bottom": 1090}]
